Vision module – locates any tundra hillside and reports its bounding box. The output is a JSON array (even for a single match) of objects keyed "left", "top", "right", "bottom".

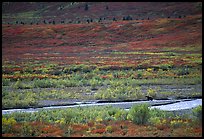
[
  {"left": 2, "top": 2, "right": 202, "bottom": 137},
  {"left": 2, "top": 13, "right": 202, "bottom": 109}
]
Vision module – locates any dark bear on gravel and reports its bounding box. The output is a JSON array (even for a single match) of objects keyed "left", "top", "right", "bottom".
[{"left": 145, "top": 95, "right": 153, "bottom": 101}]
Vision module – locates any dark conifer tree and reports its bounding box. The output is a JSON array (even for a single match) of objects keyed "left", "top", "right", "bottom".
[{"left": 84, "top": 3, "right": 89, "bottom": 11}]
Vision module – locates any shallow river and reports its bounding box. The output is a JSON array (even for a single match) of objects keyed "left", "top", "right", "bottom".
[{"left": 2, "top": 99, "right": 202, "bottom": 115}]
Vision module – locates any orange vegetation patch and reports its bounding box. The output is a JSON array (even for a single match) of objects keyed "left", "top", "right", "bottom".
[
  {"left": 71, "top": 124, "right": 89, "bottom": 133},
  {"left": 2, "top": 120, "right": 202, "bottom": 137},
  {"left": 91, "top": 128, "right": 106, "bottom": 134},
  {"left": 2, "top": 134, "right": 15, "bottom": 137}
]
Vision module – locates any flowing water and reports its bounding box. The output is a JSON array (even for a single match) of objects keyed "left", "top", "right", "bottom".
[{"left": 2, "top": 99, "right": 202, "bottom": 115}]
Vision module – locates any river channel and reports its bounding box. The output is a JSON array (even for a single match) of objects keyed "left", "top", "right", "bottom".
[{"left": 2, "top": 99, "right": 202, "bottom": 115}]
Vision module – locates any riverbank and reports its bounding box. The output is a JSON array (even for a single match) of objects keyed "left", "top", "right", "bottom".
[
  {"left": 2, "top": 101, "right": 202, "bottom": 137},
  {"left": 2, "top": 83, "right": 202, "bottom": 110}
]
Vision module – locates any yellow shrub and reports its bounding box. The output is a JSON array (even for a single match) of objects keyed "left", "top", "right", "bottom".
[
  {"left": 2, "top": 117, "right": 16, "bottom": 126},
  {"left": 147, "top": 68, "right": 153, "bottom": 72},
  {"left": 105, "top": 125, "right": 113, "bottom": 133}
]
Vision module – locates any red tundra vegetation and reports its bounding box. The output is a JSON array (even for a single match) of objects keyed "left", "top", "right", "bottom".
[{"left": 2, "top": 14, "right": 202, "bottom": 73}]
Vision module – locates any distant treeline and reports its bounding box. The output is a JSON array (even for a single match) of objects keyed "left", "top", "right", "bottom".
[{"left": 5, "top": 14, "right": 187, "bottom": 25}]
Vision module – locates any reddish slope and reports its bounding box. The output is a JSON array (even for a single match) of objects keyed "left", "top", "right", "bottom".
[{"left": 2, "top": 14, "right": 202, "bottom": 69}]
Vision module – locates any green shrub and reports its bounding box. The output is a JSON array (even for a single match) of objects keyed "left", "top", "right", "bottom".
[
  {"left": 107, "top": 107, "right": 118, "bottom": 116},
  {"left": 170, "top": 119, "right": 183, "bottom": 128},
  {"left": 149, "top": 108, "right": 173, "bottom": 119},
  {"left": 2, "top": 91, "right": 37, "bottom": 109},
  {"left": 3, "top": 106, "right": 128, "bottom": 126},
  {"left": 137, "top": 72, "right": 143, "bottom": 79},
  {"left": 13, "top": 80, "right": 24, "bottom": 89},
  {"left": 2, "top": 78, "right": 10, "bottom": 86},
  {"left": 192, "top": 105, "right": 202, "bottom": 124},
  {"left": 105, "top": 125, "right": 113, "bottom": 133},
  {"left": 160, "top": 64, "right": 173, "bottom": 70},
  {"left": 127, "top": 103, "right": 150, "bottom": 125},
  {"left": 2, "top": 117, "right": 17, "bottom": 134},
  {"left": 149, "top": 117, "right": 161, "bottom": 126},
  {"left": 114, "top": 110, "right": 128, "bottom": 120},
  {"left": 94, "top": 82, "right": 143, "bottom": 100},
  {"left": 66, "top": 64, "right": 93, "bottom": 73},
  {"left": 33, "top": 79, "right": 58, "bottom": 88},
  {"left": 89, "top": 78, "right": 101, "bottom": 89},
  {"left": 21, "top": 122, "right": 33, "bottom": 136},
  {"left": 12, "top": 79, "right": 33, "bottom": 89},
  {"left": 147, "top": 88, "right": 157, "bottom": 98},
  {"left": 177, "top": 67, "right": 190, "bottom": 76}
]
